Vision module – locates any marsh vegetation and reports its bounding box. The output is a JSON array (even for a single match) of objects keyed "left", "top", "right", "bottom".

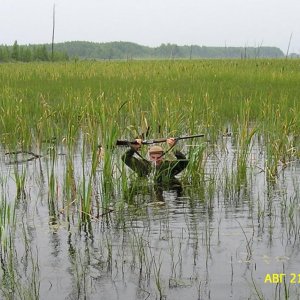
[{"left": 0, "top": 59, "right": 299, "bottom": 299}]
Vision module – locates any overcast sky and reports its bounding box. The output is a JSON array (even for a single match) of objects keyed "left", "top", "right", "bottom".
[{"left": 1, "top": 0, "right": 299, "bottom": 53}]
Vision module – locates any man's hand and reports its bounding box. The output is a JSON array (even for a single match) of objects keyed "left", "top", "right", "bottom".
[
  {"left": 166, "top": 138, "right": 176, "bottom": 147},
  {"left": 131, "top": 139, "right": 142, "bottom": 151}
]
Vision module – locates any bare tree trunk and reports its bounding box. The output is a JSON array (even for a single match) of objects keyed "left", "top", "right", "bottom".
[
  {"left": 286, "top": 32, "right": 293, "bottom": 59},
  {"left": 51, "top": 4, "right": 55, "bottom": 61}
]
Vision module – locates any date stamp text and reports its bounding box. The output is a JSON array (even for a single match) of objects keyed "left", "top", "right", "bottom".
[{"left": 264, "top": 273, "right": 300, "bottom": 284}]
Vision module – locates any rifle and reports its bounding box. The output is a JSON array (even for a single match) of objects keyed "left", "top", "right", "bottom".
[{"left": 116, "top": 134, "right": 205, "bottom": 146}]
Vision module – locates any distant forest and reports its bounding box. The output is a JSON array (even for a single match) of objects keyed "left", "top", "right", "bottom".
[
  {"left": 0, "top": 40, "right": 288, "bottom": 62},
  {"left": 0, "top": 41, "right": 69, "bottom": 62}
]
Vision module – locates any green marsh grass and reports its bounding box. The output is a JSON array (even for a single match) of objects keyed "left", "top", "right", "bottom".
[
  {"left": 1, "top": 59, "right": 299, "bottom": 228},
  {"left": 1, "top": 60, "right": 299, "bottom": 152},
  {"left": 0, "top": 59, "right": 299, "bottom": 299},
  {"left": 13, "top": 165, "right": 26, "bottom": 200},
  {"left": 0, "top": 197, "right": 40, "bottom": 300},
  {"left": 0, "top": 196, "right": 16, "bottom": 257}
]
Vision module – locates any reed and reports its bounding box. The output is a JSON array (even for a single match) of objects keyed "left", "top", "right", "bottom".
[
  {"left": 235, "top": 104, "right": 258, "bottom": 186},
  {"left": 153, "top": 252, "right": 164, "bottom": 299},
  {"left": 0, "top": 197, "right": 16, "bottom": 257},
  {"left": 46, "top": 144, "right": 59, "bottom": 225},
  {"left": 13, "top": 165, "right": 26, "bottom": 200}
]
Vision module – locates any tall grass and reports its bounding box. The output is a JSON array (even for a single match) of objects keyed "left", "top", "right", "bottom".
[
  {"left": 0, "top": 60, "right": 299, "bottom": 147},
  {"left": 0, "top": 196, "right": 16, "bottom": 257},
  {"left": 0, "top": 59, "right": 298, "bottom": 224},
  {"left": 0, "top": 59, "right": 299, "bottom": 300}
]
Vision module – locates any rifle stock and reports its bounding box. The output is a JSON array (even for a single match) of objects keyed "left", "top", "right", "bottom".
[{"left": 116, "top": 134, "right": 205, "bottom": 146}]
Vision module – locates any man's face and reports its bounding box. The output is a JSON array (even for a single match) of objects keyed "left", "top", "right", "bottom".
[{"left": 149, "top": 152, "right": 164, "bottom": 166}]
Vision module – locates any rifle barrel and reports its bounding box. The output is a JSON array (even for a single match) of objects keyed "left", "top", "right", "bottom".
[
  {"left": 116, "top": 134, "right": 204, "bottom": 146},
  {"left": 176, "top": 134, "right": 205, "bottom": 140}
]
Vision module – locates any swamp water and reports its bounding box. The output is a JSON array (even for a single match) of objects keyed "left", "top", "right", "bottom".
[{"left": 0, "top": 137, "right": 299, "bottom": 300}]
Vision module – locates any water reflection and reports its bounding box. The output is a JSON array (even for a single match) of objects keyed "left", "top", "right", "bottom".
[
  {"left": 1, "top": 140, "right": 300, "bottom": 300},
  {"left": 124, "top": 178, "right": 184, "bottom": 205}
]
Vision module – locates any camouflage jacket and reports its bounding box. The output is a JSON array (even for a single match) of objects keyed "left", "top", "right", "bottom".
[{"left": 121, "top": 148, "right": 188, "bottom": 184}]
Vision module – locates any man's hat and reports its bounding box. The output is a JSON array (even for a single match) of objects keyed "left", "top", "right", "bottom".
[{"left": 148, "top": 145, "right": 164, "bottom": 154}]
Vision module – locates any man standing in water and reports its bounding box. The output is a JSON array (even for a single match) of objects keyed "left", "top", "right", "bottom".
[{"left": 121, "top": 138, "right": 188, "bottom": 191}]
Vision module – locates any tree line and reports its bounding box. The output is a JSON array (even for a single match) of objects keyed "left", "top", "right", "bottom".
[
  {"left": 0, "top": 41, "right": 69, "bottom": 62},
  {"left": 51, "top": 41, "right": 285, "bottom": 60},
  {"left": 0, "top": 40, "right": 286, "bottom": 62}
]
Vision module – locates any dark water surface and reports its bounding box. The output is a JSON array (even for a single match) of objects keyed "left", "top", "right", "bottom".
[{"left": 0, "top": 138, "right": 299, "bottom": 300}]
